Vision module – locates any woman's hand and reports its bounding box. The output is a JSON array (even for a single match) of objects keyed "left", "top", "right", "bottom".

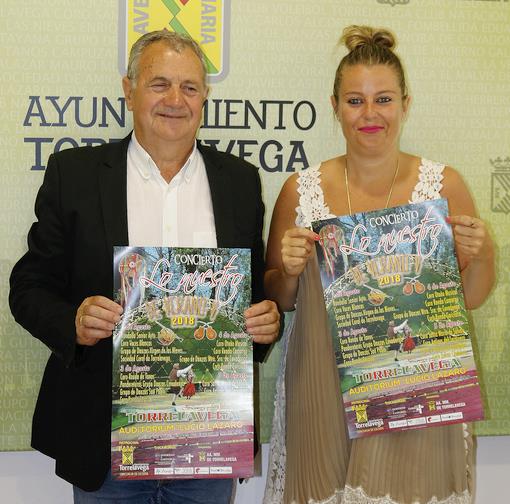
[
  {"left": 447, "top": 215, "right": 492, "bottom": 263},
  {"left": 281, "top": 227, "right": 320, "bottom": 278}
]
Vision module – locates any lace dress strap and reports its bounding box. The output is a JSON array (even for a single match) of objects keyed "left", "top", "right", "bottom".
[
  {"left": 410, "top": 158, "right": 445, "bottom": 203},
  {"left": 296, "top": 164, "right": 335, "bottom": 227}
]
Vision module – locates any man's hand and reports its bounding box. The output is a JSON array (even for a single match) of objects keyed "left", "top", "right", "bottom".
[
  {"left": 244, "top": 299, "right": 280, "bottom": 345},
  {"left": 75, "top": 296, "right": 123, "bottom": 346}
]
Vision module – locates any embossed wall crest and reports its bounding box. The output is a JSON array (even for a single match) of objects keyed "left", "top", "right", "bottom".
[
  {"left": 491, "top": 157, "right": 510, "bottom": 214},
  {"left": 376, "top": 0, "right": 411, "bottom": 6}
]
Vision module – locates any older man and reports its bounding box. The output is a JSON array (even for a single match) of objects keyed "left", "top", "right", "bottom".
[{"left": 9, "top": 30, "right": 279, "bottom": 503}]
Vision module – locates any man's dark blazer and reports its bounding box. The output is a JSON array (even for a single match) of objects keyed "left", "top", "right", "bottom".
[{"left": 9, "top": 134, "right": 269, "bottom": 491}]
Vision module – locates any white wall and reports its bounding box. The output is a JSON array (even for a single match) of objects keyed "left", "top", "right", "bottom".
[{"left": 1, "top": 438, "right": 509, "bottom": 503}]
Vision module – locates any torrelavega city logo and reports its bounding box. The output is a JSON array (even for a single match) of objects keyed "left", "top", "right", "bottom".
[
  {"left": 491, "top": 156, "right": 510, "bottom": 214},
  {"left": 121, "top": 444, "right": 134, "bottom": 466},
  {"left": 118, "top": 0, "right": 230, "bottom": 82},
  {"left": 353, "top": 403, "right": 369, "bottom": 423}
]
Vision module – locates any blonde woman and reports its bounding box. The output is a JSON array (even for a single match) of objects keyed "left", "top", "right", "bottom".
[{"left": 264, "top": 25, "right": 494, "bottom": 504}]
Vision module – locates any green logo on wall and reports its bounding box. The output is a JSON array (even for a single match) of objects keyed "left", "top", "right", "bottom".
[{"left": 118, "top": 0, "right": 230, "bottom": 82}]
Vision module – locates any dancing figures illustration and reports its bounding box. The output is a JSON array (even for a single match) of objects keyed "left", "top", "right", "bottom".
[
  {"left": 387, "top": 319, "right": 409, "bottom": 361},
  {"left": 168, "top": 363, "right": 193, "bottom": 405}
]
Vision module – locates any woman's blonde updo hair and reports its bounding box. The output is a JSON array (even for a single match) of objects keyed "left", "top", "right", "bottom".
[{"left": 332, "top": 25, "right": 408, "bottom": 102}]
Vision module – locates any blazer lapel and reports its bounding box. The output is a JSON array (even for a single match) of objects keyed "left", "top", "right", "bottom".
[
  {"left": 98, "top": 135, "right": 131, "bottom": 252},
  {"left": 200, "top": 146, "right": 236, "bottom": 248}
]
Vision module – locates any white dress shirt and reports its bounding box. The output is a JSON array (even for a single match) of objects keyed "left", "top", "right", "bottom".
[{"left": 126, "top": 134, "right": 217, "bottom": 248}]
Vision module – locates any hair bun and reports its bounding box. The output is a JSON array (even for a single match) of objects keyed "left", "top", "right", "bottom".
[{"left": 341, "top": 25, "right": 396, "bottom": 52}]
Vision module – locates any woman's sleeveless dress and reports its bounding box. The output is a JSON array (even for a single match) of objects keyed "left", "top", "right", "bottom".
[{"left": 264, "top": 159, "right": 475, "bottom": 504}]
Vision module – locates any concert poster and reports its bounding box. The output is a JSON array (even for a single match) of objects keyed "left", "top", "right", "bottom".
[
  {"left": 312, "top": 199, "right": 484, "bottom": 439},
  {"left": 111, "top": 247, "right": 253, "bottom": 479}
]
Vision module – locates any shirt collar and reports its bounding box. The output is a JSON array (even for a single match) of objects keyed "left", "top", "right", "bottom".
[{"left": 129, "top": 133, "right": 198, "bottom": 184}]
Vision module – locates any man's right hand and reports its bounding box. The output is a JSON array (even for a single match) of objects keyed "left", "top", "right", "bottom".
[{"left": 75, "top": 296, "right": 123, "bottom": 346}]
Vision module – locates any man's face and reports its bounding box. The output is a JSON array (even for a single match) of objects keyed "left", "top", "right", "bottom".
[{"left": 123, "top": 41, "right": 208, "bottom": 152}]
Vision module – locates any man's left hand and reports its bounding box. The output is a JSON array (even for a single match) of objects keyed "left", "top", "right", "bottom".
[{"left": 244, "top": 300, "right": 280, "bottom": 344}]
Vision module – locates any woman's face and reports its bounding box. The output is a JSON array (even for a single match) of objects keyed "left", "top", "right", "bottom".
[{"left": 332, "top": 64, "right": 410, "bottom": 155}]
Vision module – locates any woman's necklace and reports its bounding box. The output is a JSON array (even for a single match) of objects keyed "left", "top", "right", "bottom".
[{"left": 344, "top": 157, "right": 400, "bottom": 215}]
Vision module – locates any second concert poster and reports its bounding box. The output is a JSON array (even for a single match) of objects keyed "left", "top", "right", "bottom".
[{"left": 312, "top": 199, "right": 483, "bottom": 439}]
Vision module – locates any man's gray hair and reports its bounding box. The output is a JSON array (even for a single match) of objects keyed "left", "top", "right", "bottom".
[{"left": 126, "top": 30, "right": 208, "bottom": 87}]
